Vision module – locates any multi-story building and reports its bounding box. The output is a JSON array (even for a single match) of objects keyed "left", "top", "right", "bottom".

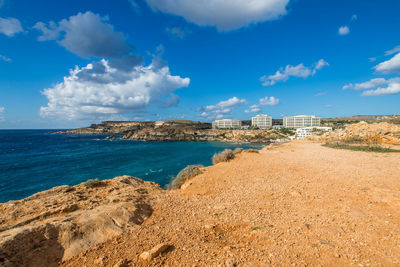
[
  {"left": 296, "top": 126, "right": 333, "bottom": 140},
  {"left": 283, "top": 115, "right": 321, "bottom": 128},
  {"left": 212, "top": 119, "right": 242, "bottom": 129},
  {"left": 251, "top": 114, "right": 273, "bottom": 129}
]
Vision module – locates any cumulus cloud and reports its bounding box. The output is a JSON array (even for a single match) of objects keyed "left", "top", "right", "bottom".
[
  {"left": 343, "top": 78, "right": 400, "bottom": 96},
  {"left": 260, "top": 96, "right": 280, "bottom": 106},
  {"left": 0, "top": 54, "right": 11, "bottom": 62},
  {"left": 145, "top": 0, "right": 290, "bottom": 31},
  {"left": 245, "top": 96, "right": 279, "bottom": 113},
  {"left": 0, "top": 107, "right": 4, "bottom": 121},
  {"left": 34, "top": 11, "right": 131, "bottom": 58},
  {"left": 374, "top": 53, "right": 400, "bottom": 74},
  {"left": 40, "top": 58, "right": 190, "bottom": 120},
  {"left": 199, "top": 96, "right": 247, "bottom": 119},
  {"left": 385, "top": 45, "right": 400, "bottom": 56},
  {"left": 244, "top": 104, "right": 261, "bottom": 114},
  {"left": 260, "top": 59, "right": 328, "bottom": 86},
  {"left": 0, "top": 17, "right": 23, "bottom": 37},
  {"left": 338, "top": 26, "right": 350, "bottom": 35}
]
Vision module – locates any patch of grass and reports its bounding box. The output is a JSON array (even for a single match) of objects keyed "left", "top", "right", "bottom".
[
  {"left": 212, "top": 149, "right": 235, "bottom": 164},
  {"left": 214, "top": 212, "right": 223, "bottom": 217},
  {"left": 252, "top": 226, "right": 261, "bottom": 231},
  {"left": 324, "top": 143, "right": 400, "bottom": 153},
  {"left": 167, "top": 165, "right": 203, "bottom": 190}
]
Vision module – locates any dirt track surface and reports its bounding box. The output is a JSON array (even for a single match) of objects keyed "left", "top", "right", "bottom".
[{"left": 63, "top": 141, "right": 400, "bottom": 266}]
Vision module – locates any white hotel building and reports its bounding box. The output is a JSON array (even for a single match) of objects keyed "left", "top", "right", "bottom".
[
  {"left": 251, "top": 114, "right": 273, "bottom": 129},
  {"left": 212, "top": 119, "right": 242, "bottom": 129},
  {"left": 283, "top": 115, "right": 321, "bottom": 128}
]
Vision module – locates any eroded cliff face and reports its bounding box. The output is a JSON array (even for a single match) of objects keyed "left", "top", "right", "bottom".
[
  {"left": 60, "top": 120, "right": 284, "bottom": 143},
  {"left": 123, "top": 128, "right": 283, "bottom": 143},
  {"left": 0, "top": 176, "right": 163, "bottom": 266}
]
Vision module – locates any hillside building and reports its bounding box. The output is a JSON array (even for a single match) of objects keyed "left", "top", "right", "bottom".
[
  {"left": 251, "top": 114, "right": 273, "bottom": 129},
  {"left": 212, "top": 119, "right": 242, "bottom": 129},
  {"left": 283, "top": 115, "right": 321, "bottom": 128}
]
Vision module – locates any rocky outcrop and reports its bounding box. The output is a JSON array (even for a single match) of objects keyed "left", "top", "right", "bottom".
[
  {"left": 313, "top": 122, "right": 400, "bottom": 145},
  {"left": 59, "top": 120, "right": 285, "bottom": 143},
  {"left": 0, "top": 176, "right": 163, "bottom": 266},
  {"left": 59, "top": 120, "right": 211, "bottom": 135}
]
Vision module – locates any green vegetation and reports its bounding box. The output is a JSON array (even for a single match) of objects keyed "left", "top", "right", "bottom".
[
  {"left": 167, "top": 165, "right": 203, "bottom": 190},
  {"left": 212, "top": 149, "right": 235, "bottom": 164},
  {"left": 252, "top": 226, "right": 261, "bottom": 231},
  {"left": 324, "top": 143, "right": 400, "bottom": 153},
  {"left": 279, "top": 128, "right": 295, "bottom": 136}
]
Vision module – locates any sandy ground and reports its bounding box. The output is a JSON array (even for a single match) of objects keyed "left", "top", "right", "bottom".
[{"left": 63, "top": 141, "right": 400, "bottom": 266}]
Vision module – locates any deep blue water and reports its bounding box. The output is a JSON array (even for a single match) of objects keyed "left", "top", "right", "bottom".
[{"left": 0, "top": 130, "right": 263, "bottom": 202}]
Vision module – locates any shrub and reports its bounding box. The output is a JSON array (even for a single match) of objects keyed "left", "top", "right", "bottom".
[
  {"left": 82, "top": 179, "right": 104, "bottom": 188},
  {"left": 246, "top": 149, "right": 260, "bottom": 153},
  {"left": 233, "top": 148, "right": 244, "bottom": 154},
  {"left": 212, "top": 149, "right": 235, "bottom": 165},
  {"left": 167, "top": 165, "right": 203, "bottom": 190}
]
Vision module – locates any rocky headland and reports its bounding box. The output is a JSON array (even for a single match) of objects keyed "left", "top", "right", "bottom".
[{"left": 59, "top": 120, "right": 286, "bottom": 143}]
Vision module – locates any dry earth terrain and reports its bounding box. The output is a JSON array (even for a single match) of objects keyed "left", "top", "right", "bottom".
[{"left": 57, "top": 141, "right": 400, "bottom": 266}]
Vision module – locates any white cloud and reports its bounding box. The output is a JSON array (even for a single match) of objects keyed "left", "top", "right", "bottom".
[
  {"left": 0, "top": 107, "right": 4, "bottom": 121},
  {"left": 361, "top": 79, "right": 400, "bottom": 96},
  {"left": 369, "top": 57, "right": 377, "bottom": 62},
  {"left": 34, "top": 11, "right": 131, "bottom": 58},
  {"left": 40, "top": 58, "right": 190, "bottom": 120},
  {"left": 374, "top": 53, "right": 400, "bottom": 74},
  {"left": 351, "top": 14, "right": 358, "bottom": 21},
  {"left": 260, "top": 59, "right": 328, "bottom": 86},
  {"left": 244, "top": 104, "right": 261, "bottom": 114},
  {"left": 199, "top": 96, "right": 247, "bottom": 119},
  {"left": 145, "top": 0, "right": 290, "bottom": 31},
  {"left": 0, "top": 17, "right": 23, "bottom": 37},
  {"left": 259, "top": 96, "right": 280, "bottom": 106},
  {"left": 0, "top": 54, "right": 11, "bottom": 62},
  {"left": 342, "top": 78, "right": 388, "bottom": 90},
  {"left": 245, "top": 96, "right": 279, "bottom": 113},
  {"left": 385, "top": 45, "right": 400, "bottom": 56},
  {"left": 338, "top": 25, "right": 350, "bottom": 35},
  {"left": 343, "top": 77, "right": 400, "bottom": 96}
]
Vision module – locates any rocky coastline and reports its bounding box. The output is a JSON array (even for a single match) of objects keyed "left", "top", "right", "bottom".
[{"left": 58, "top": 120, "right": 287, "bottom": 143}]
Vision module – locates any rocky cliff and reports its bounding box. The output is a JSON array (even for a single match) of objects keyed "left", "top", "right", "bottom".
[
  {"left": 60, "top": 120, "right": 284, "bottom": 143},
  {"left": 0, "top": 176, "right": 163, "bottom": 266}
]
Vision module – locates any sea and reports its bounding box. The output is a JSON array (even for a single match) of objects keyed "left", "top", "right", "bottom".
[{"left": 0, "top": 130, "right": 264, "bottom": 203}]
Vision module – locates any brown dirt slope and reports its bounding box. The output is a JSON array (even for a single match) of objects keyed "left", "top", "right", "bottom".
[
  {"left": 0, "top": 176, "right": 163, "bottom": 266},
  {"left": 62, "top": 141, "right": 400, "bottom": 266},
  {"left": 318, "top": 121, "right": 400, "bottom": 145}
]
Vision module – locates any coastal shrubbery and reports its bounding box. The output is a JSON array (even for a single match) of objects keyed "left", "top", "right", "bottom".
[
  {"left": 233, "top": 148, "right": 244, "bottom": 154},
  {"left": 167, "top": 165, "right": 203, "bottom": 190},
  {"left": 212, "top": 149, "right": 235, "bottom": 165},
  {"left": 246, "top": 149, "right": 260, "bottom": 153}
]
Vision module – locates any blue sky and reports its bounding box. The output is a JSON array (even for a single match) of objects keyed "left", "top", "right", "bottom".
[{"left": 0, "top": 0, "right": 399, "bottom": 129}]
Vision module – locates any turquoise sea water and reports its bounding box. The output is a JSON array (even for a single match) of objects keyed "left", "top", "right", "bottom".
[{"left": 0, "top": 130, "right": 263, "bottom": 202}]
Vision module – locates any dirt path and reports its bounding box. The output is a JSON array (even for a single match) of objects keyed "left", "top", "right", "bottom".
[{"left": 63, "top": 141, "right": 400, "bottom": 266}]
